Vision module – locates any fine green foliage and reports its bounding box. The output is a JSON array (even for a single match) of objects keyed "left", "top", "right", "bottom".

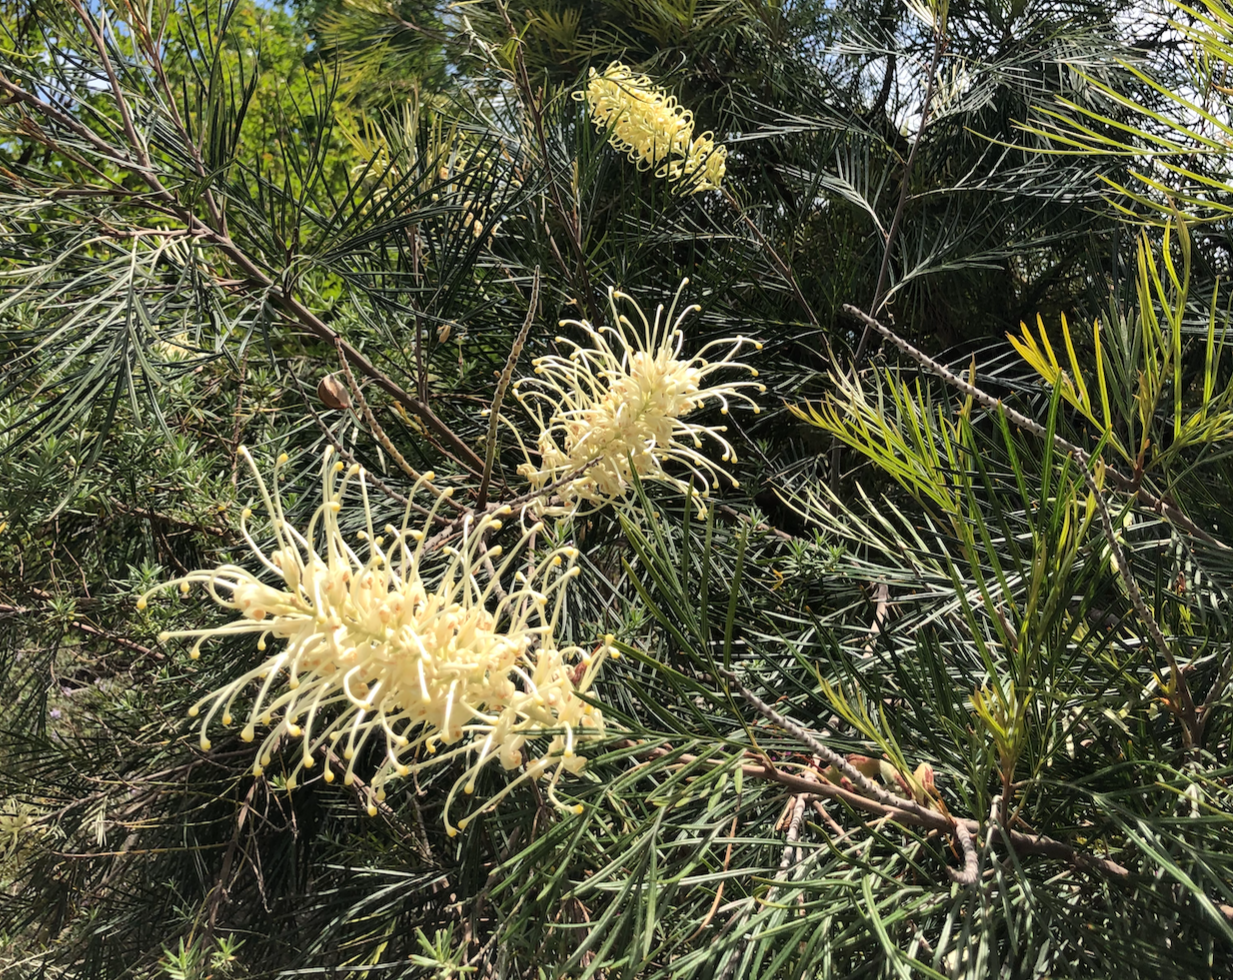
[{"left": 2, "top": 0, "right": 1233, "bottom": 978}]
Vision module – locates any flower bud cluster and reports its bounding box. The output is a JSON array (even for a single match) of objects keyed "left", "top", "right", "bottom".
[
  {"left": 578, "top": 63, "right": 727, "bottom": 193},
  {"left": 511, "top": 281, "right": 764, "bottom": 515},
  {"left": 140, "top": 448, "right": 611, "bottom": 833}
]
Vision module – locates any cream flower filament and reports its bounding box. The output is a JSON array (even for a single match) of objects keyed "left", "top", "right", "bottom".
[
  {"left": 511, "top": 280, "right": 765, "bottom": 515},
  {"left": 138, "top": 447, "right": 609, "bottom": 833},
  {"left": 577, "top": 63, "right": 727, "bottom": 193}
]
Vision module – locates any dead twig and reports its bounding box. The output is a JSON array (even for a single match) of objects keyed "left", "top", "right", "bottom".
[{"left": 477, "top": 268, "right": 539, "bottom": 511}]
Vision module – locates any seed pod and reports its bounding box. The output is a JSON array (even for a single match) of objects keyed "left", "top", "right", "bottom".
[{"left": 318, "top": 374, "right": 350, "bottom": 410}]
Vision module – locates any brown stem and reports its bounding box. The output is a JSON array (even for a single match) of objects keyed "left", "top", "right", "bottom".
[
  {"left": 335, "top": 342, "right": 467, "bottom": 510},
  {"left": 496, "top": 3, "right": 599, "bottom": 324},
  {"left": 838, "top": 29, "right": 948, "bottom": 495},
  {"left": 0, "top": 45, "right": 487, "bottom": 478},
  {"left": 839, "top": 304, "right": 1228, "bottom": 551},
  {"left": 721, "top": 188, "right": 820, "bottom": 331},
  {"left": 857, "top": 30, "right": 948, "bottom": 358},
  {"left": 477, "top": 268, "right": 539, "bottom": 511},
  {"left": 633, "top": 743, "right": 1130, "bottom": 880}
]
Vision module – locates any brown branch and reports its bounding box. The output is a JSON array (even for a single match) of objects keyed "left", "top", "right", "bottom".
[
  {"left": 496, "top": 3, "right": 599, "bottom": 324},
  {"left": 335, "top": 341, "right": 467, "bottom": 511},
  {"left": 293, "top": 371, "right": 437, "bottom": 520},
  {"left": 721, "top": 187, "right": 820, "bottom": 331},
  {"left": 107, "top": 501, "right": 228, "bottom": 538},
  {"left": 477, "top": 268, "right": 539, "bottom": 511},
  {"left": 839, "top": 303, "right": 1202, "bottom": 747},
  {"left": 71, "top": 620, "right": 164, "bottom": 660},
  {"left": 947, "top": 821, "right": 979, "bottom": 886},
  {"left": 0, "top": 62, "right": 487, "bottom": 479},
  {"left": 635, "top": 743, "right": 1129, "bottom": 880}
]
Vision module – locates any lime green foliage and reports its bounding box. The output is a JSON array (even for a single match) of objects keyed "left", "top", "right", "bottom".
[
  {"left": 1010, "top": 225, "right": 1233, "bottom": 473},
  {"left": 1027, "top": 0, "right": 1233, "bottom": 221}
]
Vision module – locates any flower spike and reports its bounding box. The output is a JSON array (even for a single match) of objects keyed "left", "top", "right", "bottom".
[
  {"left": 511, "top": 280, "right": 764, "bottom": 515},
  {"left": 577, "top": 63, "right": 727, "bottom": 194},
  {"left": 140, "top": 448, "right": 609, "bottom": 832}
]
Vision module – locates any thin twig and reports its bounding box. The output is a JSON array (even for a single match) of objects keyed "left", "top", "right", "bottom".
[
  {"left": 496, "top": 4, "right": 598, "bottom": 324},
  {"left": 294, "top": 375, "right": 437, "bottom": 520},
  {"left": 859, "top": 30, "right": 949, "bottom": 348},
  {"left": 683, "top": 785, "right": 742, "bottom": 944},
  {"left": 632, "top": 742, "right": 1130, "bottom": 880},
  {"left": 477, "top": 268, "right": 539, "bottom": 511},
  {"left": 1081, "top": 463, "right": 1197, "bottom": 745},
  {"left": 0, "top": 59, "right": 487, "bottom": 478},
  {"left": 721, "top": 188, "right": 820, "bottom": 330},
  {"left": 719, "top": 668, "right": 941, "bottom": 822},
  {"left": 721, "top": 669, "right": 1042, "bottom": 885},
  {"left": 336, "top": 341, "right": 465, "bottom": 512},
  {"left": 70, "top": 620, "right": 164, "bottom": 661},
  {"left": 834, "top": 25, "right": 948, "bottom": 494}
]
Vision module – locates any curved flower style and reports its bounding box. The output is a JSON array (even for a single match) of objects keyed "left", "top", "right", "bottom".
[
  {"left": 511, "top": 280, "right": 765, "bottom": 515},
  {"left": 138, "top": 448, "right": 610, "bottom": 834},
  {"left": 577, "top": 62, "right": 727, "bottom": 193}
]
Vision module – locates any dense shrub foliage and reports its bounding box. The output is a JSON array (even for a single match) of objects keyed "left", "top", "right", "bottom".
[{"left": 2, "top": 0, "right": 1232, "bottom": 977}]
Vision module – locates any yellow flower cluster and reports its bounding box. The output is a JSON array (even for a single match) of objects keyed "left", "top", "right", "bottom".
[
  {"left": 511, "top": 281, "right": 764, "bottom": 515},
  {"left": 140, "top": 448, "right": 610, "bottom": 834},
  {"left": 578, "top": 63, "right": 727, "bottom": 193}
]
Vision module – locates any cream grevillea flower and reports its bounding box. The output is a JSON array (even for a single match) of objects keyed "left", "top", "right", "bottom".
[
  {"left": 577, "top": 62, "right": 727, "bottom": 193},
  {"left": 511, "top": 280, "right": 764, "bottom": 515},
  {"left": 138, "top": 448, "right": 610, "bottom": 835}
]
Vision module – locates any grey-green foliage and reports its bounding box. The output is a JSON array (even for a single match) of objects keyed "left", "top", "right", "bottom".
[{"left": 1, "top": 0, "right": 1232, "bottom": 978}]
